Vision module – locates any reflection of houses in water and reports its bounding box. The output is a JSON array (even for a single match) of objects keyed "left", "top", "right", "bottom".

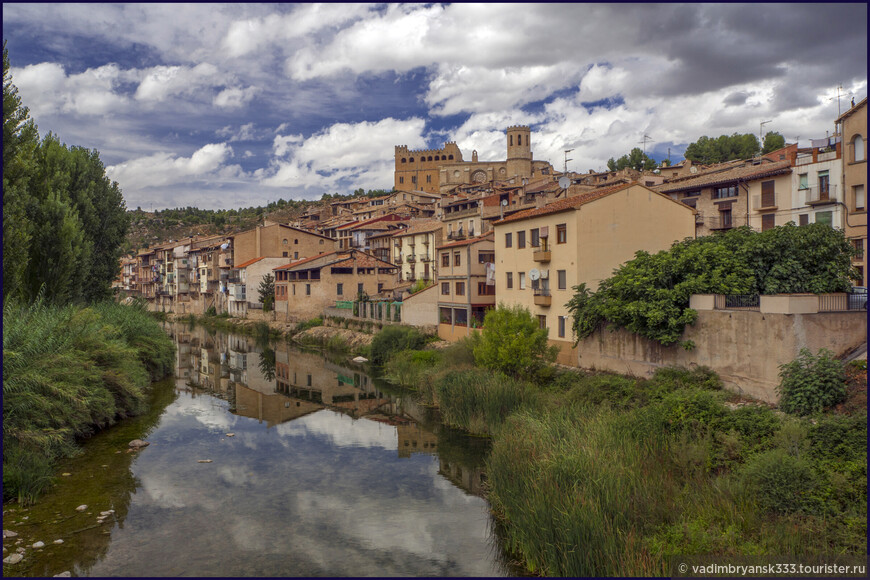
[
  {"left": 172, "top": 329, "right": 195, "bottom": 390},
  {"left": 233, "top": 383, "right": 322, "bottom": 427},
  {"left": 439, "top": 458, "right": 487, "bottom": 498},
  {"left": 396, "top": 422, "right": 439, "bottom": 458}
]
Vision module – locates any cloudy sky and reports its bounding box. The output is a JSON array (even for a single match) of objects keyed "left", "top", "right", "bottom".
[{"left": 4, "top": 3, "right": 867, "bottom": 211}]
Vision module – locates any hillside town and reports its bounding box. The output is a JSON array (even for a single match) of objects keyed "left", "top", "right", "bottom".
[{"left": 119, "top": 100, "right": 867, "bottom": 360}]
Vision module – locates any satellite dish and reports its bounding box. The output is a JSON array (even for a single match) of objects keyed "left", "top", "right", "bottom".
[
  {"left": 501, "top": 199, "right": 508, "bottom": 206},
  {"left": 529, "top": 268, "right": 541, "bottom": 281},
  {"left": 558, "top": 176, "right": 571, "bottom": 189}
]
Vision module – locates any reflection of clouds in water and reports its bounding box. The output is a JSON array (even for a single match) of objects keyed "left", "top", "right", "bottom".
[
  {"left": 295, "top": 490, "right": 443, "bottom": 563},
  {"left": 140, "top": 473, "right": 187, "bottom": 509},
  {"left": 275, "top": 410, "right": 398, "bottom": 451},
  {"left": 217, "top": 465, "right": 255, "bottom": 487},
  {"left": 235, "top": 430, "right": 259, "bottom": 451},
  {"left": 163, "top": 393, "right": 238, "bottom": 432}
]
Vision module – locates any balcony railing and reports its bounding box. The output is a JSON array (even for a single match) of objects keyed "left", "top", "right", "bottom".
[
  {"left": 533, "top": 288, "right": 552, "bottom": 306},
  {"left": 805, "top": 185, "right": 838, "bottom": 205},
  {"left": 714, "top": 294, "right": 760, "bottom": 311},
  {"left": 444, "top": 206, "right": 479, "bottom": 219},
  {"left": 419, "top": 254, "right": 432, "bottom": 262},
  {"left": 406, "top": 255, "right": 416, "bottom": 263},
  {"left": 447, "top": 230, "right": 467, "bottom": 241}
]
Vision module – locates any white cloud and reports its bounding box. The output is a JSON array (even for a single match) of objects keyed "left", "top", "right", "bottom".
[
  {"left": 135, "top": 63, "right": 221, "bottom": 102},
  {"left": 275, "top": 411, "right": 398, "bottom": 451},
  {"left": 213, "top": 85, "right": 258, "bottom": 109},
  {"left": 12, "top": 62, "right": 131, "bottom": 117},
  {"left": 106, "top": 142, "right": 234, "bottom": 189}
]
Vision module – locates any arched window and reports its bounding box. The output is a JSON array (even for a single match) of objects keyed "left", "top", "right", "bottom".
[
  {"left": 448, "top": 155, "right": 454, "bottom": 160},
  {"left": 434, "top": 155, "right": 440, "bottom": 161},
  {"left": 509, "top": 135, "right": 513, "bottom": 146},
  {"left": 428, "top": 156, "right": 433, "bottom": 161},
  {"left": 518, "top": 135, "right": 522, "bottom": 146},
  {"left": 401, "top": 158, "right": 407, "bottom": 163},
  {"left": 294, "top": 239, "right": 298, "bottom": 244},
  {"left": 854, "top": 135, "right": 865, "bottom": 162},
  {"left": 409, "top": 157, "right": 414, "bottom": 162}
]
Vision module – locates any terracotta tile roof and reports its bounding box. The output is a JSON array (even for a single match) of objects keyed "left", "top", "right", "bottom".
[
  {"left": 494, "top": 182, "right": 634, "bottom": 225},
  {"left": 275, "top": 250, "right": 397, "bottom": 272},
  {"left": 654, "top": 160, "right": 792, "bottom": 193},
  {"left": 235, "top": 256, "right": 265, "bottom": 269},
  {"left": 435, "top": 232, "right": 494, "bottom": 250},
  {"left": 273, "top": 251, "right": 337, "bottom": 271},
  {"left": 392, "top": 220, "right": 444, "bottom": 237},
  {"left": 331, "top": 252, "right": 397, "bottom": 269}
]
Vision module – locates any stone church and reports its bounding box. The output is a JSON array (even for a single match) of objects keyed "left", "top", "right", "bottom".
[{"left": 394, "top": 125, "right": 555, "bottom": 193}]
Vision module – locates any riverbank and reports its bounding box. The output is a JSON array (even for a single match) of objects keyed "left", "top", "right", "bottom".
[
  {"left": 2, "top": 300, "right": 175, "bottom": 505},
  {"left": 379, "top": 333, "right": 868, "bottom": 576}
]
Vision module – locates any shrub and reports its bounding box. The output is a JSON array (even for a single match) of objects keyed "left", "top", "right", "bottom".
[
  {"left": 657, "top": 389, "right": 728, "bottom": 435},
  {"left": 205, "top": 305, "right": 217, "bottom": 316},
  {"left": 741, "top": 449, "right": 819, "bottom": 514},
  {"left": 294, "top": 317, "right": 323, "bottom": 334},
  {"left": 473, "top": 304, "right": 558, "bottom": 379},
  {"left": 434, "top": 368, "right": 532, "bottom": 435},
  {"left": 777, "top": 349, "right": 846, "bottom": 416},
  {"left": 649, "top": 365, "right": 722, "bottom": 392},
  {"left": 369, "top": 325, "right": 428, "bottom": 365}
]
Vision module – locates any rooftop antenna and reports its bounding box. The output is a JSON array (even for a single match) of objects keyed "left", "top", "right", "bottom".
[
  {"left": 638, "top": 134, "right": 654, "bottom": 155},
  {"left": 563, "top": 148, "right": 574, "bottom": 175}
]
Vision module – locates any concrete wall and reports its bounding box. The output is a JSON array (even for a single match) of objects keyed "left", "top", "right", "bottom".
[
  {"left": 437, "top": 323, "right": 481, "bottom": 342},
  {"left": 574, "top": 309, "right": 867, "bottom": 403},
  {"left": 402, "top": 284, "right": 439, "bottom": 328}
]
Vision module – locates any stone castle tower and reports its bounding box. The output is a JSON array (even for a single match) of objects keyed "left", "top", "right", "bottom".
[{"left": 505, "top": 125, "right": 532, "bottom": 179}]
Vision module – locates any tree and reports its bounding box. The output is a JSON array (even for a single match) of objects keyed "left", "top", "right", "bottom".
[
  {"left": 684, "top": 133, "right": 760, "bottom": 164},
  {"left": 568, "top": 224, "right": 857, "bottom": 346},
  {"left": 258, "top": 273, "right": 275, "bottom": 311},
  {"left": 473, "top": 304, "right": 558, "bottom": 378},
  {"left": 762, "top": 131, "right": 786, "bottom": 155},
  {"left": 606, "top": 147, "right": 657, "bottom": 172}
]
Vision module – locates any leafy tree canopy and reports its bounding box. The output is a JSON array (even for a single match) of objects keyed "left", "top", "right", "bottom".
[
  {"left": 567, "top": 224, "right": 858, "bottom": 346},
  {"left": 683, "top": 133, "right": 760, "bottom": 164},
  {"left": 473, "top": 304, "right": 558, "bottom": 379},
  {"left": 762, "top": 131, "right": 786, "bottom": 155},
  {"left": 258, "top": 273, "right": 275, "bottom": 312},
  {"left": 606, "top": 147, "right": 657, "bottom": 172}
]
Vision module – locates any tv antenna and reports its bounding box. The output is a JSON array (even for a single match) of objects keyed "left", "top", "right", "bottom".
[
  {"left": 563, "top": 148, "right": 574, "bottom": 175},
  {"left": 828, "top": 83, "right": 853, "bottom": 119},
  {"left": 638, "top": 134, "right": 654, "bottom": 155},
  {"left": 759, "top": 120, "right": 772, "bottom": 148}
]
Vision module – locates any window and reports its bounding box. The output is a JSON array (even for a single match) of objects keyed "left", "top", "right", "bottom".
[
  {"left": 853, "top": 135, "right": 865, "bottom": 162},
  {"left": 358, "top": 283, "right": 364, "bottom": 295},
  {"left": 530, "top": 228, "right": 540, "bottom": 247},
  {"left": 283, "top": 239, "right": 289, "bottom": 245},
  {"left": 558, "top": 316, "right": 566, "bottom": 338},
  {"left": 426, "top": 175, "right": 432, "bottom": 183},
  {"left": 556, "top": 223, "right": 567, "bottom": 244},
  {"left": 454, "top": 252, "right": 461, "bottom": 267},
  {"left": 798, "top": 174, "right": 808, "bottom": 190},
  {"left": 852, "top": 239, "right": 864, "bottom": 259},
  {"left": 509, "top": 135, "right": 513, "bottom": 146},
  {"left": 294, "top": 252, "right": 298, "bottom": 259},
  {"left": 799, "top": 214, "right": 809, "bottom": 226},
  {"left": 478, "top": 282, "right": 495, "bottom": 295},
  {"left": 713, "top": 185, "right": 738, "bottom": 199},
  {"left": 720, "top": 209, "right": 732, "bottom": 228},
  {"left": 442, "top": 282, "right": 449, "bottom": 295},
  {"left": 478, "top": 251, "right": 495, "bottom": 263},
  {"left": 456, "top": 282, "right": 465, "bottom": 296},
  {"left": 517, "top": 135, "right": 522, "bottom": 146},
  {"left": 411, "top": 176, "right": 416, "bottom": 184},
  {"left": 537, "top": 315, "right": 546, "bottom": 329},
  {"left": 517, "top": 231, "right": 526, "bottom": 248},
  {"left": 684, "top": 190, "right": 701, "bottom": 197},
  {"left": 442, "top": 253, "right": 450, "bottom": 267},
  {"left": 761, "top": 180, "right": 775, "bottom": 208},
  {"left": 816, "top": 211, "right": 833, "bottom": 227},
  {"left": 519, "top": 272, "right": 526, "bottom": 290},
  {"left": 505, "top": 232, "right": 512, "bottom": 248},
  {"left": 378, "top": 283, "right": 384, "bottom": 293},
  {"left": 283, "top": 251, "right": 288, "bottom": 257},
  {"left": 307, "top": 374, "right": 312, "bottom": 387},
  {"left": 557, "top": 270, "right": 567, "bottom": 290},
  {"left": 293, "top": 284, "right": 296, "bottom": 295},
  {"left": 506, "top": 272, "right": 513, "bottom": 289},
  {"left": 337, "top": 283, "right": 343, "bottom": 296},
  {"left": 294, "top": 239, "right": 299, "bottom": 244},
  {"left": 855, "top": 185, "right": 865, "bottom": 210},
  {"left": 305, "top": 284, "right": 310, "bottom": 296},
  {"left": 761, "top": 214, "right": 775, "bottom": 232},
  {"left": 399, "top": 176, "right": 404, "bottom": 184}
]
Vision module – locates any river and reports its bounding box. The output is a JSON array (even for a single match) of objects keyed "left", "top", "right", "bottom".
[{"left": 2, "top": 322, "right": 518, "bottom": 577}]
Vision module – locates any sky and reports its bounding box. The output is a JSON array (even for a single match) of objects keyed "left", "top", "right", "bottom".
[{"left": 3, "top": 3, "right": 867, "bottom": 211}]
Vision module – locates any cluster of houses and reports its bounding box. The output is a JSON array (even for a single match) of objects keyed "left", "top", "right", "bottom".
[{"left": 119, "top": 99, "right": 867, "bottom": 364}]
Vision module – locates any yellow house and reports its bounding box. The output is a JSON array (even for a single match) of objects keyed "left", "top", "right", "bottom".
[
  {"left": 493, "top": 182, "right": 697, "bottom": 365},
  {"left": 391, "top": 220, "right": 444, "bottom": 283}
]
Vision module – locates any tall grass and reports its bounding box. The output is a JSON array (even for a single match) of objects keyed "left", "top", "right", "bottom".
[
  {"left": 434, "top": 369, "right": 533, "bottom": 435},
  {"left": 2, "top": 299, "right": 175, "bottom": 504}
]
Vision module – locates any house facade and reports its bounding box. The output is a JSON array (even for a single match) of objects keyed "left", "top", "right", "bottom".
[
  {"left": 837, "top": 98, "right": 867, "bottom": 286},
  {"left": 493, "top": 183, "right": 697, "bottom": 364},
  {"left": 391, "top": 220, "right": 444, "bottom": 283},
  {"left": 434, "top": 233, "right": 496, "bottom": 341}
]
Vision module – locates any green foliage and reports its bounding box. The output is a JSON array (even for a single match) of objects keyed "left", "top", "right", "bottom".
[
  {"left": 741, "top": 449, "right": 819, "bottom": 514},
  {"left": 294, "top": 317, "right": 323, "bottom": 334},
  {"left": 473, "top": 304, "right": 558, "bottom": 378},
  {"left": 205, "top": 305, "right": 217, "bottom": 316},
  {"left": 684, "top": 132, "right": 760, "bottom": 164},
  {"left": 408, "top": 278, "right": 433, "bottom": 295},
  {"left": 762, "top": 131, "right": 786, "bottom": 154},
  {"left": 370, "top": 325, "right": 428, "bottom": 365},
  {"left": 434, "top": 369, "right": 532, "bottom": 435},
  {"left": 568, "top": 225, "right": 857, "bottom": 345},
  {"left": 258, "top": 273, "right": 275, "bottom": 311},
  {"left": 2, "top": 300, "right": 174, "bottom": 503},
  {"left": 606, "top": 147, "right": 657, "bottom": 171},
  {"left": 777, "top": 348, "right": 847, "bottom": 416}
]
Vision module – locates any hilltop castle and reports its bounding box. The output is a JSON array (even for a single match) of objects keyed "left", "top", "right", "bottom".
[{"left": 394, "top": 126, "right": 555, "bottom": 193}]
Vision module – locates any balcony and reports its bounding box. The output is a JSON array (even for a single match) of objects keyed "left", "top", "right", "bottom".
[
  {"left": 447, "top": 230, "right": 467, "bottom": 241},
  {"left": 444, "top": 206, "right": 479, "bottom": 220},
  {"left": 806, "top": 185, "right": 838, "bottom": 206},
  {"left": 533, "top": 240, "right": 551, "bottom": 262},
  {"left": 406, "top": 255, "right": 416, "bottom": 263},
  {"left": 752, "top": 192, "right": 778, "bottom": 211},
  {"left": 533, "top": 288, "right": 552, "bottom": 306},
  {"left": 708, "top": 216, "right": 734, "bottom": 231},
  {"left": 419, "top": 254, "right": 432, "bottom": 262}
]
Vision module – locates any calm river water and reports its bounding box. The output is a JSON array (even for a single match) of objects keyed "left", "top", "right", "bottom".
[{"left": 3, "top": 323, "right": 516, "bottom": 577}]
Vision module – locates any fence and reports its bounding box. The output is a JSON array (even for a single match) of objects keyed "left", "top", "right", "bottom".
[
  {"left": 819, "top": 292, "right": 867, "bottom": 312},
  {"left": 714, "top": 294, "right": 760, "bottom": 310}
]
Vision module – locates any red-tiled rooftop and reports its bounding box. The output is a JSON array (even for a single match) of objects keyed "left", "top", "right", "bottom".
[
  {"left": 654, "top": 160, "right": 792, "bottom": 193},
  {"left": 235, "top": 256, "right": 265, "bottom": 269},
  {"left": 494, "top": 182, "right": 634, "bottom": 225},
  {"left": 436, "top": 232, "right": 494, "bottom": 250}
]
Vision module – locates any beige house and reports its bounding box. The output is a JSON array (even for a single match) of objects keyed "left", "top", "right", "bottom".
[
  {"left": 435, "top": 233, "right": 496, "bottom": 341},
  {"left": 273, "top": 249, "right": 399, "bottom": 322},
  {"left": 232, "top": 223, "right": 335, "bottom": 265},
  {"left": 655, "top": 159, "right": 792, "bottom": 236},
  {"left": 391, "top": 220, "right": 444, "bottom": 283},
  {"left": 837, "top": 98, "right": 867, "bottom": 286},
  {"left": 227, "top": 257, "right": 289, "bottom": 318},
  {"left": 493, "top": 182, "right": 697, "bottom": 364}
]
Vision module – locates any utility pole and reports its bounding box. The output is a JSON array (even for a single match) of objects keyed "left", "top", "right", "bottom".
[
  {"left": 638, "top": 134, "right": 654, "bottom": 156},
  {"left": 563, "top": 149, "right": 574, "bottom": 175},
  {"left": 759, "top": 120, "right": 772, "bottom": 150}
]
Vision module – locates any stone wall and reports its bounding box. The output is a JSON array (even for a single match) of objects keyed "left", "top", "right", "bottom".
[{"left": 575, "top": 303, "right": 867, "bottom": 403}]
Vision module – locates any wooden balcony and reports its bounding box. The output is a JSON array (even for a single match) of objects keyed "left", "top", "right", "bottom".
[
  {"left": 533, "top": 250, "right": 551, "bottom": 262},
  {"left": 533, "top": 289, "right": 552, "bottom": 306}
]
